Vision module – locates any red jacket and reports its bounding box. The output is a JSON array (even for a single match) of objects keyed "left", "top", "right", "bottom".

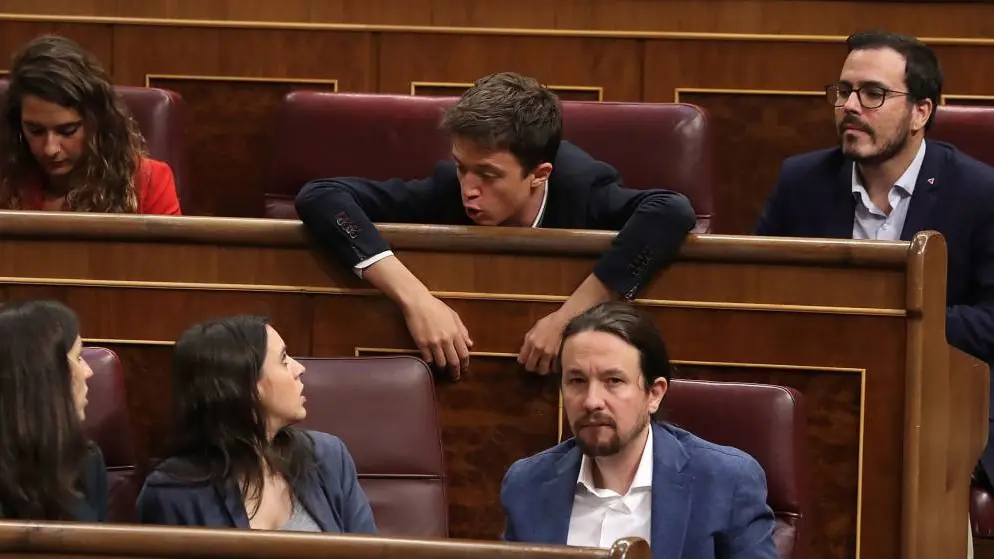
[{"left": 18, "top": 158, "right": 182, "bottom": 215}]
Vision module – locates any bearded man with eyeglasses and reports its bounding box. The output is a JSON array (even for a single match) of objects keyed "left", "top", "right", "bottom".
[{"left": 756, "top": 30, "right": 994, "bottom": 556}]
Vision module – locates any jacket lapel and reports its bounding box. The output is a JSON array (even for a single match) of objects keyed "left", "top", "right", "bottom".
[
  {"left": 826, "top": 159, "right": 858, "bottom": 238},
  {"left": 533, "top": 446, "right": 583, "bottom": 544},
  {"left": 901, "top": 141, "right": 943, "bottom": 241},
  {"left": 216, "top": 479, "right": 250, "bottom": 529},
  {"left": 649, "top": 423, "right": 694, "bottom": 559},
  {"left": 303, "top": 467, "right": 339, "bottom": 532}
]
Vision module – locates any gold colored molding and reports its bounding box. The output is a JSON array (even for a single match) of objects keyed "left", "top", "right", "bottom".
[
  {"left": 674, "top": 87, "right": 825, "bottom": 104},
  {"left": 0, "top": 276, "right": 907, "bottom": 316},
  {"left": 940, "top": 94, "right": 994, "bottom": 105},
  {"left": 5, "top": 12, "right": 994, "bottom": 47},
  {"left": 145, "top": 73, "right": 338, "bottom": 90},
  {"left": 83, "top": 337, "right": 175, "bottom": 346},
  {"left": 411, "top": 81, "right": 604, "bottom": 101}
]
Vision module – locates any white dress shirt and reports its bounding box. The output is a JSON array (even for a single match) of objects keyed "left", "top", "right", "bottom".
[
  {"left": 566, "top": 430, "right": 653, "bottom": 549},
  {"left": 851, "top": 139, "right": 926, "bottom": 241},
  {"left": 353, "top": 182, "right": 549, "bottom": 277}
]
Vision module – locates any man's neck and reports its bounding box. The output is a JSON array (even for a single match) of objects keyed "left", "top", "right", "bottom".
[
  {"left": 512, "top": 182, "right": 547, "bottom": 227},
  {"left": 590, "top": 424, "right": 650, "bottom": 495},
  {"left": 857, "top": 136, "right": 924, "bottom": 197}
]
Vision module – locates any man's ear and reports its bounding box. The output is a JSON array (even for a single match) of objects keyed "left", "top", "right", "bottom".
[
  {"left": 647, "top": 377, "right": 668, "bottom": 414},
  {"left": 913, "top": 98, "right": 934, "bottom": 133},
  {"left": 531, "top": 162, "right": 553, "bottom": 186}
]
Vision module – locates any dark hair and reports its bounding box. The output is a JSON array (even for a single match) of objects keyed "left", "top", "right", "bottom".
[
  {"left": 440, "top": 72, "right": 562, "bottom": 174},
  {"left": 846, "top": 30, "right": 943, "bottom": 131},
  {"left": 556, "top": 302, "right": 671, "bottom": 391},
  {"left": 0, "top": 34, "right": 146, "bottom": 211},
  {"left": 158, "top": 315, "right": 314, "bottom": 517},
  {"left": 0, "top": 299, "right": 89, "bottom": 519}
]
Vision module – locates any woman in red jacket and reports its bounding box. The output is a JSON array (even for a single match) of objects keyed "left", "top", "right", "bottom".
[{"left": 0, "top": 34, "right": 180, "bottom": 214}]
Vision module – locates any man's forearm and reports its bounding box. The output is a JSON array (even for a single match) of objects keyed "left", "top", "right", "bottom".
[
  {"left": 560, "top": 273, "right": 616, "bottom": 318},
  {"left": 362, "top": 255, "right": 432, "bottom": 311}
]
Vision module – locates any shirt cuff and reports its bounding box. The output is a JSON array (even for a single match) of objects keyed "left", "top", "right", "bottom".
[{"left": 354, "top": 250, "right": 394, "bottom": 278}]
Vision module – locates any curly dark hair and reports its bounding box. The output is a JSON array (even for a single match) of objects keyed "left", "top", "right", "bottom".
[{"left": 0, "top": 34, "right": 146, "bottom": 211}]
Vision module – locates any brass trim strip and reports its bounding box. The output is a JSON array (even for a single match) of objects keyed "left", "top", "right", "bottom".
[
  {"left": 3, "top": 12, "right": 994, "bottom": 47},
  {"left": 674, "top": 87, "right": 825, "bottom": 103},
  {"left": 83, "top": 337, "right": 175, "bottom": 346},
  {"left": 145, "top": 73, "right": 339, "bottom": 89},
  {"left": 941, "top": 94, "right": 994, "bottom": 105},
  {"left": 0, "top": 276, "right": 907, "bottom": 316},
  {"left": 411, "top": 81, "right": 604, "bottom": 101}
]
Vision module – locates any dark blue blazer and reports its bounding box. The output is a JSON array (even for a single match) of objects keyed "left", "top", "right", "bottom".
[
  {"left": 756, "top": 140, "right": 994, "bottom": 477},
  {"left": 500, "top": 422, "right": 777, "bottom": 559},
  {"left": 0, "top": 443, "right": 107, "bottom": 522},
  {"left": 136, "top": 430, "right": 377, "bottom": 533}
]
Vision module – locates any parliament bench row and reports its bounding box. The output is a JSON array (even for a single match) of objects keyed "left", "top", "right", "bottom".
[
  {"left": 80, "top": 346, "right": 808, "bottom": 559},
  {"left": 5, "top": 80, "right": 994, "bottom": 236}
]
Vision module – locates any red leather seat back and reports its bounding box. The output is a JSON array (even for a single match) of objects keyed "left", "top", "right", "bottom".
[
  {"left": 81, "top": 346, "right": 138, "bottom": 523},
  {"left": 0, "top": 81, "right": 188, "bottom": 212},
  {"left": 664, "top": 379, "right": 808, "bottom": 559},
  {"left": 930, "top": 105, "right": 994, "bottom": 169},
  {"left": 294, "top": 356, "right": 447, "bottom": 537},
  {"left": 265, "top": 92, "right": 452, "bottom": 218},
  {"left": 560, "top": 101, "right": 713, "bottom": 232},
  {"left": 266, "top": 92, "right": 714, "bottom": 230}
]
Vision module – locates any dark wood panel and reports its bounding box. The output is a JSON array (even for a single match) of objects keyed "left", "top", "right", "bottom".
[
  {"left": 378, "top": 34, "right": 641, "bottom": 101},
  {"left": 5, "top": 0, "right": 994, "bottom": 38},
  {"left": 0, "top": 22, "right": 113, "bottom": 74},
  {"left": 944, "top": 96, "right": 994, "bottom": 107},
  {"left": 677, "top": 92, "right": 837, "bottom": 234},
  {"left": 146, "top": 77, "right": 336, "bottom": 216}
]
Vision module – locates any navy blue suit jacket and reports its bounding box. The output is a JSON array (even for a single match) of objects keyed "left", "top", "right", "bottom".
[
  {"left": 756, "top": 140, "right": 994, "bottom": 477},
  {"left": 500, "top": 422, "right": 777, "bottom": 559},
  {"left": 294, "top": 141, "right": 697, "bottom": 300},
  {"left": 137, "top": 430, "right": 377, "bottom": 533}
]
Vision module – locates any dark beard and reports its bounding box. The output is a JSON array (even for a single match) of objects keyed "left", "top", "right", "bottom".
[
  {"left": 839, "top": 113, "right": 912, "bottom": 166},
  {"left": 574, "top": 413, "right": 650, "bottom": 458}
]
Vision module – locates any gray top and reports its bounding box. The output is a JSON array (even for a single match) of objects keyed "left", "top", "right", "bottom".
[{"left": 281, "top": 499, "right": 322, "bottom": 532}]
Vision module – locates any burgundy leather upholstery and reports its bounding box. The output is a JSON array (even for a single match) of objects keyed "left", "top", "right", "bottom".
[
  {"left": 972, "top": 482, "right": 994, "bottom": 538},
  {"left": 294, "top": 356, "right": 448, "bottom": 537},
  {"left": 930, "top": 105, "right": 994, "bottom": 170},
  {"left": 664, "top": 379, "right": 808, "bottom": 559},
  {"left": 0, "top": 81, "right": 188, "bottom": 211},
  {"left": 266, "top": 92, "right": 714, "bottom": 230},
  {"left": 80, "top": 346, "right": 138, "bottom": 523}
]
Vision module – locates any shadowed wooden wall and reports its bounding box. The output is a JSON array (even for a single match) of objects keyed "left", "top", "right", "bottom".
[
  {"left": 3, "top": 2, "right": 994, "bottom": 231},
  {"left": 0, "top": 212, "right": 987, "bottom": 559}
]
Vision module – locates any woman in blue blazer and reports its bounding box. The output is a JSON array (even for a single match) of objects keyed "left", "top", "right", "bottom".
[{"left": 137, "top": 315, "right": 376, "bottom": 533}]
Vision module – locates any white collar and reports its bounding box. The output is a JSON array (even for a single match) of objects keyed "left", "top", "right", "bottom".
[
  {"left": 852, "top": 138, "right": 927, "bottom": 197},
  {"left": 531, "top": 182, "right": 549, "bottom": 228},
  {"left": 577, "top": 426, "right": 654, "bottom": 496}
]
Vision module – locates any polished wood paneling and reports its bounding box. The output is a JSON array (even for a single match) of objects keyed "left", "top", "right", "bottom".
[
  {"left": 675, "top": 91, "right": 836, "bottom": 234},
  {"left": 0, "top": 519, "right": 652, "bottom": 559},
  {"left": 106, "top": 25, "right": 372, "bottom": 216},
  {"left": 944, "top": 96, "right": 994, "bottom": 107},
  {"left": 378, "top": 34, "right": 640, "bottom": 101},
  {"left": 146, "top": 76, "right": 337, "bottom": 216},
  {"left": 0, "top": 21, "right": 112, "bottom": 70},
  {"left": 0, "top": 212, "right": 986, "bottom": 559},
  {"left": 4, "top": 0, "right": 994, "bottom": 38}
]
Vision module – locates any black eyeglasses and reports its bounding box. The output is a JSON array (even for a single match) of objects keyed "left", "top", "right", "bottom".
[{"left": 825, "top": 82, "right": 909, "bottom": 109}]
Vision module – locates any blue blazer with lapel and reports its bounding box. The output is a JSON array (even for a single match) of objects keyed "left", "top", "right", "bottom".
[
  {"left": 755, "top": 140, "right": 994, "bottom": 478},
  {"left": 499, "top": 422, "right": 777, "bottom": 559},
  {"left": 136, "top": 430, "right": 377, "bottom": 534}
]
